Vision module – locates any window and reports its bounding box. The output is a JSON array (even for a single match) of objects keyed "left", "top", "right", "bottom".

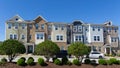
[
  {"left": 94, "top": 36, "right": 96, "bottom": 41},
  {"left": 73, "top": 26, "right": 77, "bottom": 32},
  {"left": 14, "top": 24, "right": 18, "bottom": 29},
  {"left": 22, "top": 24, "right": 26, "bottom": 29},
  {"left": 115, "top": 28, "right": 117, "bottom": 32},
  {"left": 92, "top": 27, "right": 95, "bottom": 31},
  {"left": 78, "top": 26, "right": 82, "bottom": 32},
  {"left": 98, "top": 27, "right": 100, "bottom": 31},
  {"left": 21, "top": 35, "right": 25, "bottom": 39},
  {"left": 41, "top": 24, "right": 44, "bottom": 29},
  {"left": 48, "top": 35, "right": 51, "bottom": 40},
  {"left": 61, "top": 26, "right": 64, "bottom": 30},
  {"left": 36, "top": 33, "right": 43, "bottom": 39},
  {"left": 8, "top": 23, "right": 12, "bottom": 29},
  {"left": 56, "top": 35, "right": 63, "bottom": 41},
  {"left": 60, "top": 35, "right": 63, "bottom": 40},
  {"left": 48, "top": 25, "right": 52, "bottom": 30},
  {"left": 29, "top": 35, "right": 31, "bottom": 39},
  {"left": 10, "top": 34, "right": 13, "bottom": 39},
  {"left": 29, "top": 24, "right": 32, "bottom": 29},
  {"left": 35, "top": 24, "right": 39, "bottom": 29},
  {"left": 94, "top": 36, "right": 100, "bottom": 41},
  {"left": 97, "top": 36, "right": 100, "bottom": 41},
  {"left": 75, "top": 35, "right": 82, "bottom": 41},
  {"left": 55, "top": 25, "right": 58, "bottom": 30},
  {"left": 14, "top": 34, "right": 17, "bottom": 39},
  {"left": 56, "top": 35, "right": 59, "bottom": 40},
  {"left": 111, "top": 37, "right": 117, "bottom": 42}
]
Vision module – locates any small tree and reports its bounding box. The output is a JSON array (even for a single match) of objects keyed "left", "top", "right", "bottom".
[
  {"left": 35, "top": 40, "right": 60, "bottom": 62},
  {"left": 68, "top": 42, "right": 90, "bottom": 63},
  {"left": 1, "top": 39, "right": 26, "bottom": 62}
]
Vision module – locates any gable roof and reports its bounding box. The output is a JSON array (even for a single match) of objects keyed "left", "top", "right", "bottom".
[{"left": 34, "top": 16, "right": 47, "bottom": 23}]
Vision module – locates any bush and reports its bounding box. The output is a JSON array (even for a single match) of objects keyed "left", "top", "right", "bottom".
[
  {"left": 67, "top": 61, "right": 72, "bottom": 65},
  {"left": 38, "top": 58, "right": 45, "bottom": 66},
  {"left": 20, "top": 57, "right": 26, "bottom": 61},
  {"left": 17, "top": 59, "right": 25, "bottom": 66},
  {"left": 28, "top": 57, "right": 34, "bottom": 61},
  {"left": 27, "top": 58, "right": 34, "bottom": 65},
  {"left": 1, "top": 58, "right": 7, "bottom": 63},
  {"left": 52, "top": 57, "right": 57, "bottom": 63},
  {"left": 54, "top": 59, "right": 61, "bottom": 65},
  {"left": 106, "top": 60, "right": 112, "bottom": 65},
  {"left": 84, "top": 58, "right": 91, "bottom": 64},
  {"left": 99, "top": 59, "right": 107, "bottom": 65},
  {"left": 73, "top": 59, "right": 80, "bottom": 65},
  {"left": 109, "top": 58, "right": 117, "bottom": 64},
  {"left": 62, "top": 57, "right": 68, "bottom": 64}
]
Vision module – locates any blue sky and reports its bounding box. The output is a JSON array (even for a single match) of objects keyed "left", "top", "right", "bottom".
[{"left": 0, "top": 0, "right": 120, "bottom": 41}]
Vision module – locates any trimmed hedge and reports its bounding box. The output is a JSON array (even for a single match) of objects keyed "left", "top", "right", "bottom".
[
  {"left": 62, "top": 57, "right": 68, "bottom": 65},
  {"left": 20, "top": 57, "right": 26, "bottom": 61},
  {"left": 84, "top": 58, "right": 91, "bottom": 64},
  {"left": 73, "top": 59, "right": 80, "bottom": 65},
  {"left": 54, "top": 59, "right": 61, "bottom": 65},
  {"left": 99, "top": 59, "right": 107, "bottom": 65},
  {"left": 27, "top": 58, "right": 34, "bottom": 65},
  {"left": 17, "top": 59, "right": 25, "bottom": 66},
  {"left": 1, "top": 58, "right": 7, "bottom": 63},
  {"left": 38, "top": 58, "right": 45, "bottom": 66}
]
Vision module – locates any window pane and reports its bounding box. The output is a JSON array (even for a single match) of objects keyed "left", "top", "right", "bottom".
[
  {"left": 60, "top": 36, "right": 63, "bottom": 40},
  {"left": 56, "top": 35, "right": 59, "bottom": 40},
  {"left": 35, "top": 24, "right": 39, "bottom": 29},
  {"left": 10, "top": 34, "right": 13, "bottom": 39},
  {"left": 8, "top": 23, "right": 12, "bottom": 29},
  {"left": 41, "top": 24, "right": 44, "bottom": 29}
]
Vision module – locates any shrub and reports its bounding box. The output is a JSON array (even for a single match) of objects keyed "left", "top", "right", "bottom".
[
  {"left": 54, "top": 59, "right": 61, "bottom": 65},
  {"left": 1, "top": 58, "right": 7, "bottom": 63},
  {"left": 67, "top": 61, "right": 72, "bottom": 65},
  {"left": 91, "top": 60, "right": 96, "bottom": 65},
  {"left": 27, "top": 58, "right": 34, "bottom": 65},
  {"left": 28, "top": 57, "right": 34, "bottom": 61},
  {"left": 109, "top": 58, "right": 117, "bottom": 64},
  {"left": 17, "top": 59, "right": 25, "bottom": 66},
  {"left": 38, "top": 58, "right": 45, "bottom": 66},
  {"left": 106, "top": 60, "right": 112, "bottom": 65},
  {"left": 72, "top": 59, "right": 80, "bottom": 65},
  {"left": 20, "top": 57, "right": 26, "bottom": 61},
  {"left": 52, "top": 57, "right": 57, "bottom": 63},
  {"left": 99, "top": 59, "right": 107, "bottom": 65},
  {"left": 62, "top": 57, "right": 68, "bottom": 64},
  {"left": 84, "top": 58, "right": 91, "bottom": 64}
]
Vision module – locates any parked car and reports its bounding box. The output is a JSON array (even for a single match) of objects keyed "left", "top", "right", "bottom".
[{"left": 89, "top": 51, "right": 104, "bottom": 59}]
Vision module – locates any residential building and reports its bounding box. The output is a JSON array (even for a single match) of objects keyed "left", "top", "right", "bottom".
[{"left": 5, "top": 15, "right": 119, "bottom": 54}]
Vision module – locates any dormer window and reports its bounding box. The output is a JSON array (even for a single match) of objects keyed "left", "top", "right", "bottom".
[{"left": 16, "top": 18, "right": 18, "bottom": 21}]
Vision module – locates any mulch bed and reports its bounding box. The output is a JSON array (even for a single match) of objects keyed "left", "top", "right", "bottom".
[{"left": 1, "top": 63, "right": 120, "bottom": 68}]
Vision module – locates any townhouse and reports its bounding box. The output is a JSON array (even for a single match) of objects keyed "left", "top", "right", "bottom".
[{"left": 5, "top": 15, "right": 119, "bottom": 55}]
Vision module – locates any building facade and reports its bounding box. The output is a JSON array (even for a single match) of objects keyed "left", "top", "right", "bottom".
[{"left": 5, "top": 15, "right": 119, "bottom": 54}]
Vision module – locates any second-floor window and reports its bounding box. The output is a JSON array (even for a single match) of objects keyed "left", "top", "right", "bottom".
[
  {"left": 36, "top": 33, "right": 43, "bottom": 39},
  {"left": 94, "top": 36, "right": 100, "bottom": 41},
  {"left": 61, "top": 26, "right": 64, "bottom": 30},
  {"left": 22, "top": 24, "right": 26, "bottom": 29},
  {"left": 8, "top": 23, "right": 12, "bottom": 29},
  {"left": 75, "top": 36, "right": 82, "bottom": 41},
  {"left": 114, "top": 28, "right": 117, "bottom": 32},
  {"left": 41, "top": 24, "right": 44, "bottom": 29},
  {"left": 56, "top": 35, "right": 63, "bottom": 41},
  {"left": 14, "top": 23, "right": 18, "bottom": 29},
  {"left": 10, "top": 34, "right": 13, "bottom": 39},
  {"left": 21, "top": 35, "right": 25, "bottom": 39},
  {"left": 14, "top": 34, "right": 17, "bottom": 39}
]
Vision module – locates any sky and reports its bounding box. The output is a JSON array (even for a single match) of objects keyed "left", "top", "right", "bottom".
[{"left": 0, "top": 0, "right": 120, "bottom": 41}]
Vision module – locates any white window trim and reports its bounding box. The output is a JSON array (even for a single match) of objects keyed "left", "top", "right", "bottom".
[
  {"left": 73, "top": 26, "right": 77, "bottom": 32},
  {"left": 93, "top": 35, "right": 100, "bottom": 42},
  {"left": 56, "top": 35, "right": 63, "bottom": 41}
]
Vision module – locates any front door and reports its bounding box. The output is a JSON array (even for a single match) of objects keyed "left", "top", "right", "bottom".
[
  {"left": 28, "top": 46, "right": 33, "bottom": 53},
  {"left": 106, "top": 47, "right": 110, "bottom": 54}
]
